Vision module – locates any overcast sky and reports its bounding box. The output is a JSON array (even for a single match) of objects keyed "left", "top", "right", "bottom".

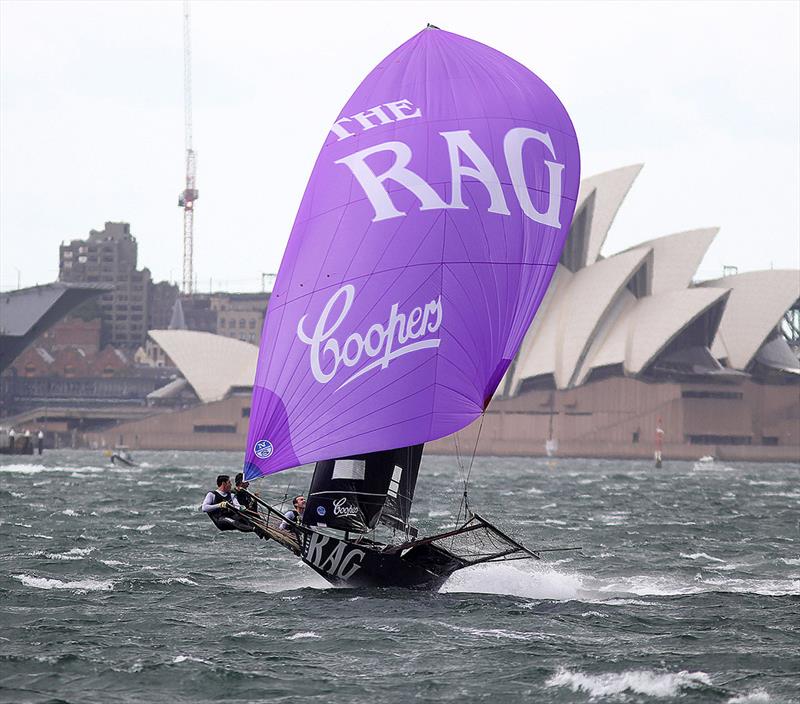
[{"left": 1, "top": 0, "right": 798, "bottom": 293}]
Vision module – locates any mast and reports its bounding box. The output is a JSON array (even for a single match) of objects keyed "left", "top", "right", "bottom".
[{"left": 178, "top": 0, "right": 198, "bottom": 294}]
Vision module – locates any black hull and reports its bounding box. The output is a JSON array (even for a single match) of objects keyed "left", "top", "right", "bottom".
[
  {"left": 0, "top": 445, "right": 34, "bottom": 455},
  {"left": 299, "top": 531, "right": 468, "bottom": 590},
  {"left": 110, "top": 454, "right": 136, "bottom": 467}
]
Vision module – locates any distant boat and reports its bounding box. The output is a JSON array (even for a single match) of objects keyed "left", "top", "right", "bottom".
[
  {"left": 236, "top": 26, "right": 581, "bottom": 589},
  {"left": 109, "top": 447, "right": 136, "bottom": 467}
]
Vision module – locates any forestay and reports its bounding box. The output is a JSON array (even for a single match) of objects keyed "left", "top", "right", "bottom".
[{"left": 244, "top": 27, "right": 580, "bottom": 480}]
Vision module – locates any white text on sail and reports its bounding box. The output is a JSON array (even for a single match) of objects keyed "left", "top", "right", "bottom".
[{"left": 297, "top": 284, "right": 442, "bottom": 388}]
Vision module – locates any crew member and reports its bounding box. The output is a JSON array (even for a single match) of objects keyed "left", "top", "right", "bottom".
[
  {"left": 235, "top": 472, "right": 259, "bottom": 513},
  {"left": 202, "top": 474, "right": 255, "bottom": 533},
  {"left": 280, "top": 495, "right": 306, "bottom": 531}
]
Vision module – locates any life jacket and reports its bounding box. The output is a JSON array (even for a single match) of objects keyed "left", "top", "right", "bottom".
[{"left": 208, "top": 490, "right": 236, "bottom": 529}]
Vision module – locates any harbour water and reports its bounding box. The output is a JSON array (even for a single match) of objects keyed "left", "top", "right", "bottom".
[{"left": 1, "top": 451, "right": 798, "bottom": 703}]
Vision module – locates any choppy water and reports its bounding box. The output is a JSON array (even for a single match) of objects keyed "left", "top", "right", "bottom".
[{"left": 0, "top": 451, "right": 798, "bottom": 703}]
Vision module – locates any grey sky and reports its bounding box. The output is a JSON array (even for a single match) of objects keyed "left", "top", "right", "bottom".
[{"left": 1, "top": 0, "right": 798, "bottom": 293}]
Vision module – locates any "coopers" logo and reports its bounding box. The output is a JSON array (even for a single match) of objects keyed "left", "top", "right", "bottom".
[
  {"left": 297, "top": 284, "right": 442, "bottom": 389},
  {"left": 332, "top": 497, "right": 359, "bottom": 517}
]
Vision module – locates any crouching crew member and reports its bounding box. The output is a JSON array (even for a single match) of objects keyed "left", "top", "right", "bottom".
[{"left": 202, "top": 474, "right": 256, "bottom": 533}]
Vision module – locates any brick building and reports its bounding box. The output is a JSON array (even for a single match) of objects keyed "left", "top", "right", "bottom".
[{"left": 211, "top": 292, "right": 269, "bottom": 344}]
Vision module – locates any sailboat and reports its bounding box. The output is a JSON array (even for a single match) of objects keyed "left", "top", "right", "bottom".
[{"left": 236, "top": 26, "right": 580, "bottom": 589}]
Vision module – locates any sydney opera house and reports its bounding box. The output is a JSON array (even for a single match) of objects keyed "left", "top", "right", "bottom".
[{"left": 83, "top": 165, "right": 799, "bottom": 462}]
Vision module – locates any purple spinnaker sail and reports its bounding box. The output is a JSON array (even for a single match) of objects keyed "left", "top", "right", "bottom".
[{"left": 244, "top": 28, "right": 580, "bottom": 479}]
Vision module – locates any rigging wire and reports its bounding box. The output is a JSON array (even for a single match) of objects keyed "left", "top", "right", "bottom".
[{"left": 454, "top": 412, "right": 486, "bottom": 528}]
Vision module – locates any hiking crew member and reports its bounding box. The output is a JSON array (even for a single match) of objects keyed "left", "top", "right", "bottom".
[
  {"left": 202, "top": 474, "right": 254, "bottom": 533},
  {"left": 235, "top": 472, "right": 259, "bottom": 513}
]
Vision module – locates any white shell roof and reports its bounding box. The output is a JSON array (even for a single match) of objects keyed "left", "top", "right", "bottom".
[
  {"left": 508, "top": 264, "right": 573, "bottom": 390},
  {"left": 624, "top": 288, "right": 730, "bottom": 374},
  {"left": 148, "top": 330, "right": 258, "bottom": 403},
  {"left": 699, "top": 270, "right": 800, "bottom": 369},
  {"left": 578, "top": 164, "right": 643, "bottom": 266},
  {"left": 620, "top": 228, "right": 718, "bottom": 294},
  {"left": 513, "top": 248, "right": 651, "bottom": 389}
]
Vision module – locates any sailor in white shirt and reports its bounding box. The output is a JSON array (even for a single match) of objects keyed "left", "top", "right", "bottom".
[{"left": 202, "top": 474, "right": 252, "bottom": 532}]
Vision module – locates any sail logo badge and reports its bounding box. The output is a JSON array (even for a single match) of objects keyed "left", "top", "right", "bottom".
[
  {"left": 253, "top": 439, "right": 274, "bottom": 459},
  {"left": 316, "top": 505, "right": 327, "bottom": 517},
  {"left": 297, "top": 284, "right": 442, "bottom": 389},
  {"left": 332, "top": 497, "right": 359, "bottom": 517}
]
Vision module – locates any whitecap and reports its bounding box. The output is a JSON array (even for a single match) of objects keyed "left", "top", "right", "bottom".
[
  {"left": 100, "top": 559, "right": 128, "bottom": 567},
  {"left": 115, "top": 524, "right": 154, "bottom": 532},
  {"left": 173, "top": 654, "right": 210, "bottom": 664},
  {"left": 779, "top": 558, "right": 800, "bottom": 566},
  {"left": 287, "top": 631, "right": 320, "bottom": 640},
  {"left": 545, "top": 667, "right": 711, "bottom": 698},
  {"left": 580, "top": 611, "right": 608, "bottom": 618},
  {"left": 727, "top": 689, "right": 772, "bottom": 703},
  {"left": 159, "top": 577, "right": 197, "bottom": 586},
  {"left": 0, "top": 464, "right": 47, "bottom": 474},
  {"left": 446, "top": 624, "right": 532, "bottom": 641},
  {"left": 14, "top": 574, "right": 114, "bottom": 592},
  {"left": 62, "top": 509, "right": 79, "bottom": 517},
  {"left": 680, "top": 552, "right": 725, "bottom": 563},
  {"left": 45, "top": 547, "right": 95, "bottom": 561}
]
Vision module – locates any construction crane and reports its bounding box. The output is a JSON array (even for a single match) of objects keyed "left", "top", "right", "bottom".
[{"left": 178, "top": 0, "right": 198, "bottom": 294}]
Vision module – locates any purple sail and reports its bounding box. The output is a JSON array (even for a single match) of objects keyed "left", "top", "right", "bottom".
[{"left": 244, "top": 28, "right": 580, "bottom": 479}]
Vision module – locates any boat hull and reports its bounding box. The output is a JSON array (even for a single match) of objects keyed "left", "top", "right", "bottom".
[
  {"left": 110, "top": 454, "right": 135, "bottom": 467},
  {"left": 300, "top": 531, "right": 467, "bottom": 590}
]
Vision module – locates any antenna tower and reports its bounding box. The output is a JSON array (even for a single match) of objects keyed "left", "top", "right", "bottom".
[{"left": 178, "top": 0, "right": 198, "bottom": 294}]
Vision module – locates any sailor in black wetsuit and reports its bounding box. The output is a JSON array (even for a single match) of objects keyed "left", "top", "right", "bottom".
[
  {"left": 202, "top": 474, "right": 255, "bottom": 533},
  {"left": 234, "top": 473, "right": 259, "bottom": 513}
]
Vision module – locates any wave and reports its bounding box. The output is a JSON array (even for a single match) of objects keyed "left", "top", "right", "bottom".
[
  {"left": 680, "top": 552, "right": 725, "bottom": 563},
  {"left": 172, "top": 654, "right": 211, "bottom": 664},
  {"left": 286, "top": 631, "right": 321, "bottom": 640},
  {"left": 41, "top": 547, "right": 95, "bottom": 561},
  {"left": 14, "top": 574, "right": 114, "bottom": 591},
  {"left": 545, "top": 667, "right": 711, "bottom": 698},
  {"left": 440, "top": 562, "right": 800, "bottom": 601},
  {"left": 443, "top": 623, "right": 532, "bottom": 641},
  {"left": 727, "top": 690, "right": 772, "bottom": 703},
  {"left": 114, "top": 524, "right": 155, "bottom": 532},
  {"left": 0, "top": 464, "right": 48, "bottom": 474}
]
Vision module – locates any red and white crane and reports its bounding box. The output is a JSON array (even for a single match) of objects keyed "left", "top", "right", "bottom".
[{"left": 177, "top": 0, "right": 198, "bottom": 294}]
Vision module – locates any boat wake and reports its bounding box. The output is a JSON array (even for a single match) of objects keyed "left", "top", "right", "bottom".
[
  {"left": 441, "top": 562, "right": 585, "bottom": 600},
  {"left": 439, "top": 562, "right": 800, "bottom": 600}
]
